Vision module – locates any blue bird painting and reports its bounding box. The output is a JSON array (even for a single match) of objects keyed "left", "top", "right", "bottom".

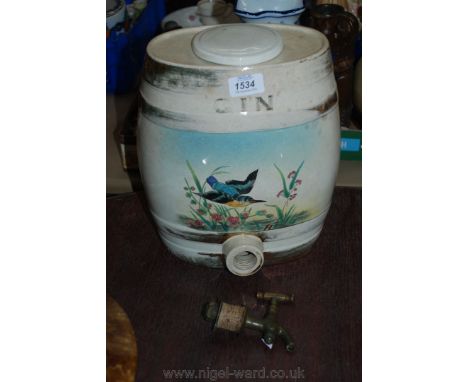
[{"left": 196, "top": 170, "right": 266, "bottom": 207}]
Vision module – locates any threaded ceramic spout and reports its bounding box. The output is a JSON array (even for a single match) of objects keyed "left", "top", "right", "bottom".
[{"left": 222, "top": 235, "right": 264, "bottom": 276}]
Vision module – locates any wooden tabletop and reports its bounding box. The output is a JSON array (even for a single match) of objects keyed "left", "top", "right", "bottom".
[{"left": 107, "top": 187, "right": 361, "bottom": 382}]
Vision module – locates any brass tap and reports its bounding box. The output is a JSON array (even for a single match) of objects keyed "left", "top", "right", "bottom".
[{"left": 202, "top": 292, "right": 295, "bottom": 352}]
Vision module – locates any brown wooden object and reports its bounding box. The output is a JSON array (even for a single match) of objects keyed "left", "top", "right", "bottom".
[{"left": 107, "top": 295, "right": 138, "bottom": 382}]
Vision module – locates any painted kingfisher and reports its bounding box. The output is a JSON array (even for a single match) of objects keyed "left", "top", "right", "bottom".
[{"left": 196, "top": 170, "right": 265, "bottom": 207}]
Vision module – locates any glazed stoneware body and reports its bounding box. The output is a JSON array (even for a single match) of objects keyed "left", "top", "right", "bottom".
[{"left": 138, "top": 24, "right": 340, "bottom": 275}]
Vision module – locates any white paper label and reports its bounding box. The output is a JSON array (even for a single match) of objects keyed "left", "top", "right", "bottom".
[
  {"left": 261, "top": 338, "right": 273, "bottom": 350},
  {"left": 228, "top": 73, "right": 264, "bottom": 97}
]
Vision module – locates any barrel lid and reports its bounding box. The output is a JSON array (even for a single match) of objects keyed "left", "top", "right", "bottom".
[
  {"left": 191, "top": 24, "right": 283, "bottom": 66},
  {"left": 146, "top": 24, "right": 328, "bottom": 69}
]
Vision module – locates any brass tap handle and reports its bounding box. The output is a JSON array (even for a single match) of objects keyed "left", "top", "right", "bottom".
[{"left": 256, "top": 291, "right": 295, "bottom": 304}]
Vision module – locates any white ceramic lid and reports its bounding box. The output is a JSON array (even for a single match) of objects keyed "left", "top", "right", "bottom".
[{"left": 191, "top": 24, "right": 283, "bottom": 66}]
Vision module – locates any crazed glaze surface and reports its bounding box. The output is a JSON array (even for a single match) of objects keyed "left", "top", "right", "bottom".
[{"left": 138, "top": 25, "right": 340, "bottom": 267}]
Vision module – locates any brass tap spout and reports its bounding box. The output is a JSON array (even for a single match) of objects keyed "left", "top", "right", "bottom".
[
  {"left": 254, "top": 291, "right": 295, "bottom": 351},
  {"left": 202, "top": 291, "right": 295, "bottom": 352}
]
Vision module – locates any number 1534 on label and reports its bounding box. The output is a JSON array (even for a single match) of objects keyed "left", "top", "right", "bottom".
[{"left": 228, "top": 73, "right": 265, "bottom": 97}]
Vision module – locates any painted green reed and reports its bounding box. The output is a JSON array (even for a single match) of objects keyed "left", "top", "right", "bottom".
[{"left": 274, "top": 160, "right": 304, "bottom": 199}]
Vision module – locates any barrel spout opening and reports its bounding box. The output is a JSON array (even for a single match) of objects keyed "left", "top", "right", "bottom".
[{"left": 222, "top": 235, "right": 264, "bottom": 276}]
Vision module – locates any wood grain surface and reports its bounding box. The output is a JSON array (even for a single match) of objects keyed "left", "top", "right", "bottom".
[
  {"left": 107, "top": 295, "right": 138, "bottom": 382},
  {"left": 107, "top": 187, "right": 361, "bottom": 382}
]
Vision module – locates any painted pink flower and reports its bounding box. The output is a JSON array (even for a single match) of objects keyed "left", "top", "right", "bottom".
[
  {"left": 289, "top": 194, "right": 297, "bottom": 200},
  {"left": 276, "top": 190, "right": 284, "bottom": 198},
  {"left": 295, "top": 179, "right": 302, "bottom": 185},
  {"left": 197, "top": 208, "right": 206, "bottom": 215},
  {"left": 187, "top": 219, "right": 204, "bottom": 228},
  {"left": 241, "top": 212, "right": 249, "bottom": 219},
  {"left": 287, "top": 170, "right": 296, "bottom": 179},
  {"left": 227, "top": 216, "right": 240, "bottom": 226},
  {"left": 211, "top": 213, "right": 223, "bottom": 222}
]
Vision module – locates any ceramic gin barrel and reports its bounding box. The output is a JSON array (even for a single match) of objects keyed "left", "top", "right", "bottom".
[{"left": 138, "top": 24, "right": 340, "bottom": 276}]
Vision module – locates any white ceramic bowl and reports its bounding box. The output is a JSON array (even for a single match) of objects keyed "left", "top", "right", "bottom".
[
  {"left": 234, "top": 0, "right": 305, "bottom": 24},
  {"left": 106, "top": 0, "right": 126, "bottom": 30}
]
